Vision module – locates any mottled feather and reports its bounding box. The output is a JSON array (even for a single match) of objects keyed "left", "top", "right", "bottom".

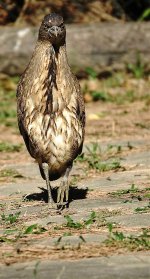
[{"left": 17, "top": 13, "right": 85, "bottom": 203}]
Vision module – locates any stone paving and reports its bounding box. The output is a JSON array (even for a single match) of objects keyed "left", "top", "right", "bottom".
[{"left": 0, "top": 139, "right": 150, "bottom": 278}]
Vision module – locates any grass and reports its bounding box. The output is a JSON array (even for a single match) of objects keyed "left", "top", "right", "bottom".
[
  {"left": 0, "top": 141, "right": 22, "bottom": 152},
  {"left": 55, "top": 210, "right": 120, "bottom": 231},
  {"left": 82, "top": 64, "right": 150, "bottom": 104},
  {"left": 139, "top": 8, "right": 150, "bottom": 21},
  {"left": 0, "top": 75, "right": 19, "bottom": 128},
  {"left": 110, "top": 184, "right": 139, "bottom": 196},
  {"left": 109, "top": 185, "right": 150, "bottom": 203},
  {"left": 0, "top": 169, "right": 23, "bottom": 179},
  {"left": 64, "top": 211, "right": 96, "bottom": 229},
  {"left": 76, "top": 142, "right": 122, "bottom": 172},
  {"left": 1, "top": 211, "right": 21, "bottom": 225},
  {"left": 126, "top": 54, "right": 146, "bottom": 79},
  {"left": 105, "top": 224, "right": 150, "bottom": 250},
  {"left": 23, "top": 224, "right": 47, "bottom": 234},
  {"left": 0, "top": 223, "right": 47, "bottom": 243},
  {"left": 135, "top": 203, "right": 150, "bottom": 213},
  {"left": 0, "top": 88, "right": 17, "bottom": 127}
]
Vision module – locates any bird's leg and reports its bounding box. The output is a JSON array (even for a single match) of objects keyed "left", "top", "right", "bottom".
[
  {"left": 42, "top": 163, "right": 57, "bottom": 209},
  {"left": 57, "top": 165, "right": 72, "bottom": 207}
]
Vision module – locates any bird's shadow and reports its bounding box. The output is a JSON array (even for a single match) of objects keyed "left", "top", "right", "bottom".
[{"left": 23, "top": 186, "right": 88, "bottom": 204}]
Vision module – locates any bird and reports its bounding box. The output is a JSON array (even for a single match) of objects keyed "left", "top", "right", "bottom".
[{"left": 16, "top": 13, "right": 85, "bottom": 209}]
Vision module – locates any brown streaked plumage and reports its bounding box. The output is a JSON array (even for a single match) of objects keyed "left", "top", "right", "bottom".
[{"left": 17, "top": 13, "right": 85, "bottom": 208}]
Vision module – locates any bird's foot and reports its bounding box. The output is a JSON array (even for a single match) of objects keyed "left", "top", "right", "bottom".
[
  {"left": 48, "top": 197, "right": 57, "bottom": 210},
  {"left": 48, "top": 202, "right": 58, "bottom": 210},
  {"left": 57, "top": 182, "right": 69, "bottom": 209}
]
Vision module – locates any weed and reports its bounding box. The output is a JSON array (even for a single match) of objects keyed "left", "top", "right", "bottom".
[
  {"left": 106, "top": 224, "right": 150, "bottom": 250},
  {"left": 110, "top": 184, "right": 139, "bottom": 196},
  {"left": 140, "top": 8, "right": 150, "bottom": 21},
  {"left": 0, "top": 236, "right": 14, "bottom": 243},
  {"left": 107, "top": 144, "right": 122, "bottom": 154},
  {"left": 84, "top": 211, "right": 96, "bottom": 227},
  {"left": 63, "top": 232, "right": 72, "bottom": 237},
  {"left": 85, "top": 67, "right": 98, "bottom": 79},
  {"left": 33, "top": 261, "right": 40, "bottom": 279},
  {"left": 1, "top": 211, "right": 21, "bottom": 224},
  {"left": 135, "top": 122, "right": 149, "bottom": 129},
  {"left": 64, "top": 211, "right": 96, "bottom": 229},
  {"left": 24, "top": 224, "right": 47, "bottom": 234},
  {"left": 0, "top": 169, "right": 23, "bottom": 178},
  {"left": 55, "top": 236, "right": 62, "bottom": 245},
  {"left": 91, "top": 91, "right": 109, "bottom": 102},
  {"left": 0, "top": 142, "right": 22, "bottom": 152},
  {"left": 104, "top": 73, "right": 124, "bottom": 88},
  {"left": 0, "top": 203, "right": 6, "bottom": 209},
  {"left": 3, "top": 229, "right": 19, "bottom": 235},
  {"left": 75, "top": 153, "right": 86, "bottom": 163},
  {"left": 76, "top": 142, "right": 122, "bottom": 172},
  {"left": 79, "top": 235, "right": 86, "bottom": 243},
  {"left": 86, "top": 143, "right": 121, "bottom": 171},
  {"left": 135, "top": 203, "right": 150, "bottom": 213},
  {"left": 126, "top": 54, "right": 146, "bottom": 79},
  {"left": 111, "top": 91, "right": 136, "bottom": 105},
  {"left": 64, "top": 215, "right": 84, "bottom": 229},
  {"left": 0, "top": 88, "right": 17, "bottom": 127},
  {"left": 110, "top": 185, "right": 150, "bottom": 203},
  {"left": 127, "top": 142, "right": 133, "bottom": 150},
  {"left": 70, "top": 175, "right": 80, "bottom": 186},
  {"left": 90, "top": 160, "right": 121, "bottom": 171}
]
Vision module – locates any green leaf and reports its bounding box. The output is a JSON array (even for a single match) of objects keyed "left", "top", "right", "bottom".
[
  {"left": 79, "top": 235, "right": 86, "bottom": 243},
  {"left": 108, "top": 223, "right": 113, "bottom": 233},
  {"left": 140, "top": 8, "right": 150, "bottom": 21},
  {"left": 85, "top": 67, "right": 97, "bottom": 79},
  {"left": 24, "top": 224, "right": 38, "bottom": 234}
]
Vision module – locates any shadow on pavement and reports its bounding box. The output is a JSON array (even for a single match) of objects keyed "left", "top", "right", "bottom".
[{"left": 23, "top": 186, "right": 88, "bottom": 204}]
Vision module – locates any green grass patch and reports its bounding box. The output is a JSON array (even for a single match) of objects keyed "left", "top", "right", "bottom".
[
  {"left": 1, "top": 211, "right": 21, "bottom": 225},
  {"left": 135, "top": 203, "right": 150, "bottom": 213},
  {"left": 105, "top": 224, "right": 150, "bottom": 250},
  {"left": 109, "top": 185, "right": 150, "bottom": 203},
  {"left": 0, "top": 169, "right": 23, "bottom": 178},
  {"left": 64, "top": 211, "right": 96, "bottom": 229},
  {"left": 0, "top": 141, "right": 22, "bottom": 152},
  {"left": 76, "top": 142, "right": 122, "bottom": 172},
  {"left": 110, "top": 184, "right": 139, "bottom": 197},
  {"left": 0, "top": 76, "right": 18, "bottom": 127}
]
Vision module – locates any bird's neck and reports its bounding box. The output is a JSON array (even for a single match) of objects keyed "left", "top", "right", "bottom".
[
  {"left": 23, "top": 40, "right": 72, "bottom": 113},
  {"left": 30, "top": 40, "right": 69, "bottom": 79}
]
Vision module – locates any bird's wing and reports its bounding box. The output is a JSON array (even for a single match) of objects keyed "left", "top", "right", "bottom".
[
  {"left": 18, "top": 117, "right": 35, "bottom": 159},
  {"left": 17, "top": 82, "right": 35, "bottom": 159},
  {"left": 74, "top": 75, "right": 85, "bottom": 128},
  {"left": 73, "top": 75, "right": 85, "bottom": 155}
]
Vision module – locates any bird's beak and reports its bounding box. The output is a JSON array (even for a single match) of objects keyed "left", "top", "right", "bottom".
[{"left": 49, "top": 26, "right": 60, "bottom": 37}]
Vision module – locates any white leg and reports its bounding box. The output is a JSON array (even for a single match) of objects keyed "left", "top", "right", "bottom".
[
  {"left": 57, "top": 165, "right": 72, "bottom": 206},
  {"left": 42, "top": 163, "right": 57, "bottom": 209}
]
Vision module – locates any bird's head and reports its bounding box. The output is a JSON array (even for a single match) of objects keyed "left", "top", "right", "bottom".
[{"left": 38, "top": 13, "right": 66, "bottom": 46}]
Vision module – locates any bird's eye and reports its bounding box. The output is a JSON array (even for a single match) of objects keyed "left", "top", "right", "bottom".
[{"left": 43, "top": 23, "right": 49, "bottom": 29}]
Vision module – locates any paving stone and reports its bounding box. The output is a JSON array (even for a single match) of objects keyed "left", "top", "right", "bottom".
[
  {"left": 0, "top": 253, "right": 150, "bottom": 279},
  {"left": 0, "top": 139, "right": 150, "bottom": 278},
  {"left": 107, "top": 213, "right": 150, "bottom": 228},
  {"left": 122, "top": 151, "right": 150, "bottom": 167},
  {"left": 78, "top": 170, "right": 150, "bottom": 191},
  {"left": 32, "top": 233, "right": 106, "bottom": 246}
]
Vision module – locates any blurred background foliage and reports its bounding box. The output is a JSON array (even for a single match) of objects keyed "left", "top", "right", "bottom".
[
  {"left": 0, "top": 0, "right": 150, "bottom": 130},
  {"left": 0, "top": 0, "right": 150, "bottom": 26}
]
